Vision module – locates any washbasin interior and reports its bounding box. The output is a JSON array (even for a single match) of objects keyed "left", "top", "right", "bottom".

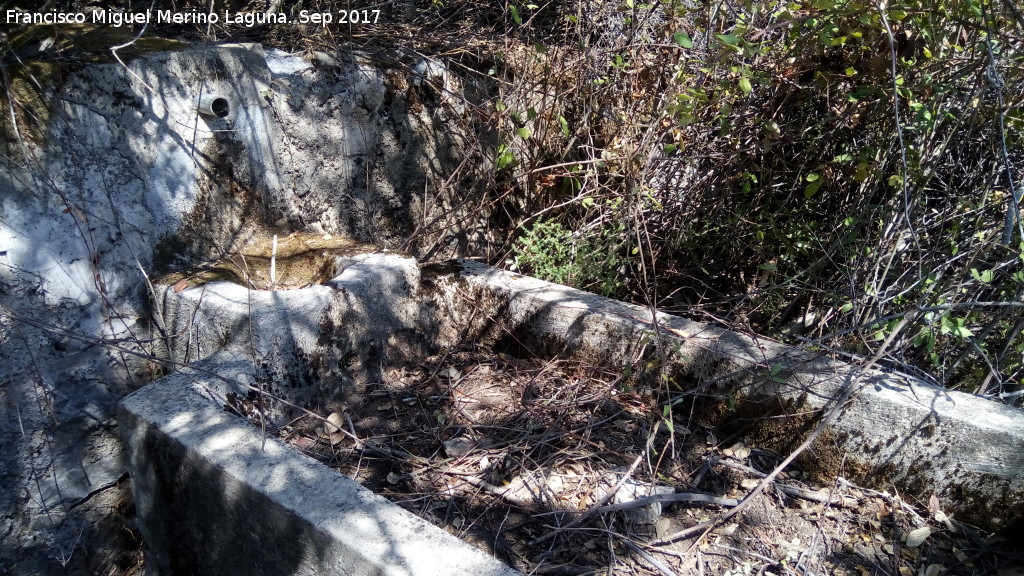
[{"left": 153, "top": 232, "right": 386, "bottom": 290}]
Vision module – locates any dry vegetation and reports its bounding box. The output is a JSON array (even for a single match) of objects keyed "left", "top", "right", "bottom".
[
  {"left": 4, "top": 0, "right": 1023, "bottom": 398},
  {"left": 250, "top": 0, "right": 1024, "bottom": 403},
  {"left": 280, "top": 345, "right": 1015, "bottom": 575}
]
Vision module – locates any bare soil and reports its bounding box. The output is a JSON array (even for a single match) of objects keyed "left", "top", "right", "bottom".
[{"left": 280, "top": 347, "right": 1019, "bottom": 575}]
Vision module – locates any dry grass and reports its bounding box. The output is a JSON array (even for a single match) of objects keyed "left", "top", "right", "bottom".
[{"left": 278, "top": 346, "right": 1014, "bottom": 575}]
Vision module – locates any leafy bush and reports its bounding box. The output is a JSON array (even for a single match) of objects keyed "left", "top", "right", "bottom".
[
  {"left": 487, "top": 0, "right": 1024, "bottom": 400},
  {"left": 513, "top": 218, "right": 624, "bottom": 296}
]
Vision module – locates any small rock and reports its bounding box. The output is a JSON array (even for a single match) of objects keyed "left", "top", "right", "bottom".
[
  {"left": 443, "top": 437, "right": 475, "bottom": 458},
  {"left": 595, "top": 469, "right": 675, "bottom": 524}
]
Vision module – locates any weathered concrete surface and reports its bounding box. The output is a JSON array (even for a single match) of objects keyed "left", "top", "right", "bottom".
[
  {"left": 0, "top": 42, "right": 487, "bottom": 574},
  {"left": 159, "top": 248, "right": 422, "bottom": 425},
  {"left": 423, "top": 260, "right": 1024, "bottom": 532},
  {"left": 118, "top": 350, "right": 522, "bottom": 576}
]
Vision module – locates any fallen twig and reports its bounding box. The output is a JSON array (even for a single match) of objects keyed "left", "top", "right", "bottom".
[
  {"left": 530, "top": 420, "right": 661, "bottom": 545},
  {"left": 593, "top": 492, "right": 739, "bottom": 514},
  {"left": 618, "top": 536, "right": 678, "bottom": 576},
  {"left": 654, "top": 378, "right": 866, "bottom": 545}
]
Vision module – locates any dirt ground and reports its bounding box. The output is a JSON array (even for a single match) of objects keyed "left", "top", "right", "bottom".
[{"left": 281, "top": 347, "right": 1022, "bottom": 576}]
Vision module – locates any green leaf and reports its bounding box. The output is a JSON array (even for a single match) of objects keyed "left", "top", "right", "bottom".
[
  {"left": 516, "top": 127, "right": 531, "bottom": 139},
  {"left": 509, "top": 4, "right": 522, "bottom": 25},
  {"left": 581, "top": 197, "right": 595, "bottom": 208},
  {"left": 495, "top": 144, "right": 516, "bottom": 171},
  {"left": 853, "top": 162, "right": 870, "bottom": 182},
  {"left": 673, "top": 31, "right": 693, "bottom": 48},
  {"left": 558, "top": 115, "right": 570, "bottom": 137},
  {"left": 806, "top": 172, "right": 821, "bottom": 182},
  {"left": 804, "top": 177, "right": 824, "bottom": 199},
  {"left": 833, "top": 153, "right": 854, "bottom": 163},
  {"left": 717, "top": 33, "right": 741, "bottom": 46},
  {"left": 940, "top": 316, "right": 974, "bottom": 339},
  {"left": 738, "top": 76, "right": 752, "bottom": 96},
  {"left": 971, "top": 268, "right": 994, "bottom": 283}
]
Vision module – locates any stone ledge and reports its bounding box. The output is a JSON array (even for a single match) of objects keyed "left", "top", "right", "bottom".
[
  {"left": 428, "top": 260, "right": 1024, "bottom": 531},
  {"left": 118, "top": 350, "right": 522, "bottom": 576}
]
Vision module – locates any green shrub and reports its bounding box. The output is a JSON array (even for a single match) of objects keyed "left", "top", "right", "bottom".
[{"left": 513, "top": 219, "right": 624, "bottom": 296}]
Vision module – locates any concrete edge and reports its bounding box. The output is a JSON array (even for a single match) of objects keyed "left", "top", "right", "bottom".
[
  {"left": 434, "top": 259, "right": 1024, "bottom": 531},
  {"left": 118, "top": 349, "right": 522, "bottom": 576}
]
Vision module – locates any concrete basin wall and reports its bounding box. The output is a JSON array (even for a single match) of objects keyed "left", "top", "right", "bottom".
[
  {"left": 122, "top": 257, "right": 1024, "bottom": 575},
  {"left": 118, "top": 350, "right": 521, "bottom": 576},
  {"left": 157, "top": 251, "right": 424, "bottom": 425},
  {"left": 424, "top": 260, "right": 1024, "bottom": 531}
]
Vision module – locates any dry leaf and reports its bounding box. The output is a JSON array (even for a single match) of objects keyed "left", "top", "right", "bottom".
[
  {"left": 321, "top": 412, "right": 347, "bottom": 445},
  {"left": 325, "top": 412, "right": 344, "bottom": 429},
  {"left": 934, "top": 508, "right": 954, "bottom": 530},
  {"left": 172, "top": 279, "right": 189, "bottom": 292},
  {"left": 905, "top": 526, "right": 932, "bottom": 547},
  {"left": 614, "top": 419, "right": 637, "bottom": 432},
  {"left": 724, "top": 441, "right": 751, "bottom": 459},
  {"left": 924, "top": 564, "right": 943, "bottom": 576}
]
